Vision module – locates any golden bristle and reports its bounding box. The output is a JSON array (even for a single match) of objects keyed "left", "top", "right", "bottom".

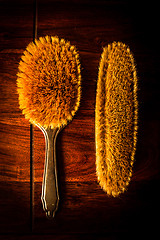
[
  {"left": 95, "top": 42, "right": 138, "bottom": 197},
  {"left": 17, "top": 36, "right": 81, "bottom": 129}
]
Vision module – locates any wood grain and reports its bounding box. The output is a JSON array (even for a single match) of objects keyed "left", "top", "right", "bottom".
[
  {"left": 0, "top": 0, "right": 159, "bottom": 238},
  {"left": 0, "top": 0, "right": 33, "bottom": 234}
]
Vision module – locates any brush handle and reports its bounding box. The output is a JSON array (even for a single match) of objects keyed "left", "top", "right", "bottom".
[{"left": 39, "top": 126, "right": 60, "bottom": 219}]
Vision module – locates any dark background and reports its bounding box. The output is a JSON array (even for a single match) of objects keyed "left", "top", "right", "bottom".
[{"left": 0, "top": 0, "right": 159, "bottom": 239}]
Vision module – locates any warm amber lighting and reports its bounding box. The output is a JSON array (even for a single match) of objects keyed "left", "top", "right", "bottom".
[
  {"left": 17, "top": 35, "right": 81, "bottom": 129},
  {"left": 95, "top": 42, "right": 138, "bottom": 197}
]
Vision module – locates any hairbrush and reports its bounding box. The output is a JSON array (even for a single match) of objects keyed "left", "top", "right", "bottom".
[
  {"left": 17, "top": 36, "right": 81, "bottom": 217},
  {"left": 95, "top": 42, "right": 138, "bottom": 197}
]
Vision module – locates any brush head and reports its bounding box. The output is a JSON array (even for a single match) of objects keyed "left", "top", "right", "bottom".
[
  {"left": 17, "top": 36, "right": 81, "bottom": 129},
  {"left": 95, "top": 42, "right": 138, "bottom": 197}
]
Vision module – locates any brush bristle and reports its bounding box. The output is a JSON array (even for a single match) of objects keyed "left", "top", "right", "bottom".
[
  {"left": 95, "top": 42, "right": 138, "bottom": 197},
  {"left": 17, "top": 36, "right": 81, "bottom": 128}
]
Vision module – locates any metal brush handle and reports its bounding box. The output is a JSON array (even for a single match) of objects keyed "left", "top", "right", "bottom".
[{"left": 38, "top": 125, "right": 60, "bottom": 219}]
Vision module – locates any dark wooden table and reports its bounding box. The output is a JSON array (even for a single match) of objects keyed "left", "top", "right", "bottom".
[{"left": 0, "top": 0, "right": 159, "bottom": 239}]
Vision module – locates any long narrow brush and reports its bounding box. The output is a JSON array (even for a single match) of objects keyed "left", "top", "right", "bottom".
[
  {"left": 95, "top": 42, "right": 138, "bottom": 197},
  {"left": 17, "top": 35, "right": 81, "bottom": 218}
]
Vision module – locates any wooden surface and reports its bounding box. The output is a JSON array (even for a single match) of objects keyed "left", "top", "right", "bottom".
[{"left": 0, "top": 0, "right": 160, "bottom": 239}]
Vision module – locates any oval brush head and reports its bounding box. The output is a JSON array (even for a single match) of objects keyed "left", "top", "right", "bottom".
[
  {"left": 17, "top": 35, "right": 81, "bottom": 218},
  {"left": 95, "top": 42, "right": 138, "bottom": 197},
  {"left": 17, "top": 35, "right": 81, "bottom": 129}
]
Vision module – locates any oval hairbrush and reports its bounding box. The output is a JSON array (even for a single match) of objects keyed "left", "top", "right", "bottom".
[
  {"left": 95, "top": 42, "right": 138, "bottom": 197},
  {"left": 17, "top": 36, "right": 81, "bottom": 217}
]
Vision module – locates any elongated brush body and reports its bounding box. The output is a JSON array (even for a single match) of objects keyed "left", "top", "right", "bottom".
[
  {"left": 95, "top": 42, "right": 138, "bottom": 197},
  {"left": 17, "top": 36, "right": 81, "bottom": 217}
]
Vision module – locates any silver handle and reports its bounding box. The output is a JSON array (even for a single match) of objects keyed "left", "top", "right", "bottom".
[{"left": 37, "top": 125, "right": 60, "bottom": 219}]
